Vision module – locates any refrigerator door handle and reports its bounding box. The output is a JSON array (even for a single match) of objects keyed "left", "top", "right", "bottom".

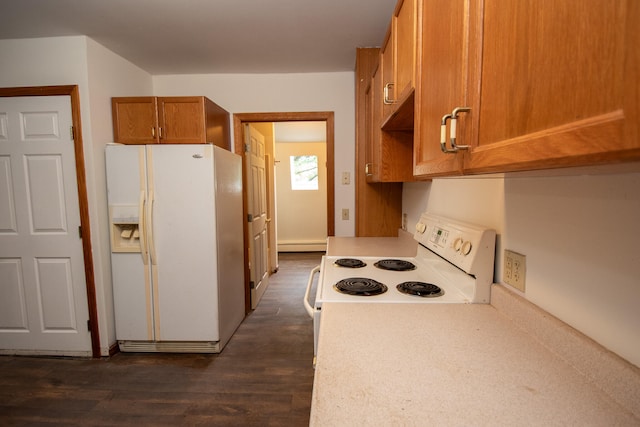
[
  {"left": 139, "top": 190, "right": 149, "bottom": 265},
  {"left": 147, "top": 189, "right": 158, "bottom": 265}
]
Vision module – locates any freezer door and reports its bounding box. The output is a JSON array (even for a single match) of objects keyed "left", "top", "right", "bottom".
[
  {"left": 147, "top": 145, "right": 219, "bottom": 341},
  {"left": 106, "top": 145, "right": 155, "bottom": 341}
]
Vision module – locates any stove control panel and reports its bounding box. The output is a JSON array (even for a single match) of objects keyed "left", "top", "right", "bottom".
[
  {"left": 429, "top": 227, "right": 450, "bottom": 248},
  {"left": 414, "top": 213, "right": 496, "bottom": 276}
]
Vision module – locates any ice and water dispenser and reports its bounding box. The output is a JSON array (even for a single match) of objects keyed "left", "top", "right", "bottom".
[{"left": 109, "top": 205, "right": 141, "bottom": 252}]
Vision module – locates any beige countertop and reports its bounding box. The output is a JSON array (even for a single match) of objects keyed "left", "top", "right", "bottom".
[
  {"left": 326, "top": 230, "right": 417, "bottom": 257},
  {"left": 310, "top": 285, "right": 640, "bottom": 426}
]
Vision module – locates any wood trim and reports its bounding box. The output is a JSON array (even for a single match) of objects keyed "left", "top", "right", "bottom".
[
  {"left": 233, "top": 112, "right": 335, "bottom": 313},
  {"left": 0, "top": 85, "right": 100, "bottom": 358},
  {"left": 109, "top": 342, "right": 120, "bottom": 357}
]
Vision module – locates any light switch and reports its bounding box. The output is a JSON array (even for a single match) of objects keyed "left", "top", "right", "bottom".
[{"left": 341, "top": 172, "right": 350, "bottom": 185}]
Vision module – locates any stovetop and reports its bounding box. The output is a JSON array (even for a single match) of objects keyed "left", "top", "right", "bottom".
[
  {"left": 317, "top": 252, "right": 476, "bottom": 304},
  {"left": 315, "top": 213, "right": 497, "bottom": 306}
]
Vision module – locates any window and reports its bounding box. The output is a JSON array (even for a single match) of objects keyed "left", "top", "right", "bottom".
[{"left": 290, "top": 155, "right": 319, "bottom": 190}]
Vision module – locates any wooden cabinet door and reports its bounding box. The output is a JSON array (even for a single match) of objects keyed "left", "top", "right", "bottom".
[
  {"left": 464, "top": 0, "right": 640, "bottom": 173},
  {"left": 380, "top": 0, "right": 418, "bottom": 130},
  {"left": 394, "top": 0, "right": 417, "bottom": 104},
  {"left": 380, "top": 27, "right": 395, "bottom": 121},
  {"left": 413, "top": 0, "right": 469, "bottom": 177},
  {"left": 112, "top": 97, "right": 159, "bottom": 144},
  {"left": 157, "top": 97, "right": 207, "bottom": 144},
  {"left": 364, "top": 70, "right": 377, "bottom": 182},
  {"left": 368, "top": 64, "right": 384, "bottom": 182}
]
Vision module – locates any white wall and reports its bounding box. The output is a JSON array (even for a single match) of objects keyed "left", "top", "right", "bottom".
[
  {"left": 152, "top": 73, "right": 355, "bottom": 236},
  {"left": 275, "top": 141, "right": 327, "bottom": 251},
  {"left": 0, "top": 36, "right": 153, "bottom": 355},
  {"left": 403, "top": 164, "right": 640, "bottom": 367}
]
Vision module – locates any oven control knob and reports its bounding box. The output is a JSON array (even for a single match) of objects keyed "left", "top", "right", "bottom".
[
  {"left": 415, "top": 222, "right": 427, "bottom": 234},
  {"left": 461, "top": 241, "right": 472, "bottom": 255},
  {"left": 453, "top": 237, "right": 464, "bottom": 251}
]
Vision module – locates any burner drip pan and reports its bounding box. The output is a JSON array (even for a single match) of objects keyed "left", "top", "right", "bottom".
[
  {"left": 396, "top": 282, "right": 444, "bottom": 297},
  {"left": 374, "top": 259, "right": 416, "bottom": 271},
  {"left": 334, "top": 258, "right": 367, "bottom": 268},
  {"left": 334, "top": 278, "right": 388, "bottom": 296}
]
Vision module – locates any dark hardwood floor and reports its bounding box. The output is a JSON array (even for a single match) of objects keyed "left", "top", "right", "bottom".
[{"left": 0, "top": 252, "right": 323, "bottom": 426}]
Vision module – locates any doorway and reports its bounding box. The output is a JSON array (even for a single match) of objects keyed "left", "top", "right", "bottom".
[
  {"left": 233, "top": 112, "right": 335, "bottom": 313},
  {"left": 274, "top": 121, "right": 327, "bottom": 252}
]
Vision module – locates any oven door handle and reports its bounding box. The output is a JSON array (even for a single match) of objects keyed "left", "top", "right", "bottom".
[{"left": 304, "top": 265, "right": 321, "bottom": 318}]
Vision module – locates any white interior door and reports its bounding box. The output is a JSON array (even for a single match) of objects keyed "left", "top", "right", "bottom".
[
  {"left": 0, "top": 96, "right": 91, "bottom": 356},
  {"left": 245, "top": 124, "right": 269, "bottom": 309}
]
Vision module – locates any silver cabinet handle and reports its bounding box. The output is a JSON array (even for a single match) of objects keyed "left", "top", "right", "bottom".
[
  {"left": 440, "top": 113, "right": 456, "bottom": 153},
  {"left": 365, "top": 163, "right": 373, "bottom": 176},
  {"left": 440, "top": 107, "right": 471, "bottom": 154},
  {"left": 450, "top": 107, "right": 471, "bottom": 150},
  {"left": 383, "top": 83, "right": 396, "bottom": 105}
]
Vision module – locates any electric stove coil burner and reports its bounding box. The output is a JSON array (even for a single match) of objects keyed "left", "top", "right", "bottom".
[
  {"left": 334, "top": 258, "right": 367, "bottom": 268},
  {"left": 396, "top": 282, "right": 444, "bottom": 297},
  {"left": 374, "top": 259, "right": 417, "bottom": 271},
  {"left": 334, "top": 278, "right": 388, "bottom": 296}
]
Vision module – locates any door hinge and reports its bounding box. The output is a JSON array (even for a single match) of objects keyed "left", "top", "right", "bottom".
[
  {"left": 70, "top": 126, "right": 75, "bottom": 140},
  {"left": 78, "top": 225, "right": 83, "bottom": 239},
  {"left": 249, "top": 281, "right": 255, "bottom": 289},
  {"left": 244, "top": 143, "right": 250, "bottom": 153},
  {"left": 87, "top": 319, "right": 91, "bottom": 331},
  {"left": 247, "top": 213, "right": 253, "bottom": 222}
]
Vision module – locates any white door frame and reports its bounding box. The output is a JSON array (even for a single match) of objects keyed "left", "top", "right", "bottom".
[{"left": 0, "top": 86, "right": 100, "bottom": 358}]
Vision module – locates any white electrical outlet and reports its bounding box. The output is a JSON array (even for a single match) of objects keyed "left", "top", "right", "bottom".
[
  {"left": 341, "top": 208, "right": 349, "bottom": 220},
  {"left": 504, "top": 249, "right": 526, "bottom": 292}
]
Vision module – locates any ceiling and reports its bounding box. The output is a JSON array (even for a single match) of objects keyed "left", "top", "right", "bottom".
[{"left": 0, "top": 0, "right": 395, "bottom": 75}]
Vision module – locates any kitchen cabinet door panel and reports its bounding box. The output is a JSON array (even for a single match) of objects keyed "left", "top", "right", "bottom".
[
  {"left": 381, "top": 27, "right": 395, "bottom": 121},
  {"left": 381, "top": 0, "right": 418, "bottom": 131},
  {"left": 157, "top": 97, "right": 206, "bottom": 144},
  {"left": 394, "top": 0, "right": 416, "bottom": 104},
  {"left": 112, "top": 97, "right": 159, "bottom": 144},
  {"left": 413, "top": 0, "right": 469, "bottom": 177},
  {"left": 465, "top": 0, "right": 640, "bottom": 173}
]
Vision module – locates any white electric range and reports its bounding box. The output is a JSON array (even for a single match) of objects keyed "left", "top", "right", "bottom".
[{"left": 304, "top": 212, "right": 497, "bottom": 356}]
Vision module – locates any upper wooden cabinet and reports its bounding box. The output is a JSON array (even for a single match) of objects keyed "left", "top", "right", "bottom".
[
  {"left": 112, "top": 96, "right": 230, "bottom": 148},
  {"left": 365, "top": 60, "right": 414, "bottom": 183},
  {"left": 414, "top": 0, "right": 640, "bottom": 178},
  {"left": 380, "top": 0, "right": 418, "bottom": 130},
  {"left": 355, "top": 48, "right": 404, "bottom": 237}
]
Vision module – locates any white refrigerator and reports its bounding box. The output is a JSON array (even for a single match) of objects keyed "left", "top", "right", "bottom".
[{"left": 106, "top": 144, "right": 245, "bottom": 353}]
